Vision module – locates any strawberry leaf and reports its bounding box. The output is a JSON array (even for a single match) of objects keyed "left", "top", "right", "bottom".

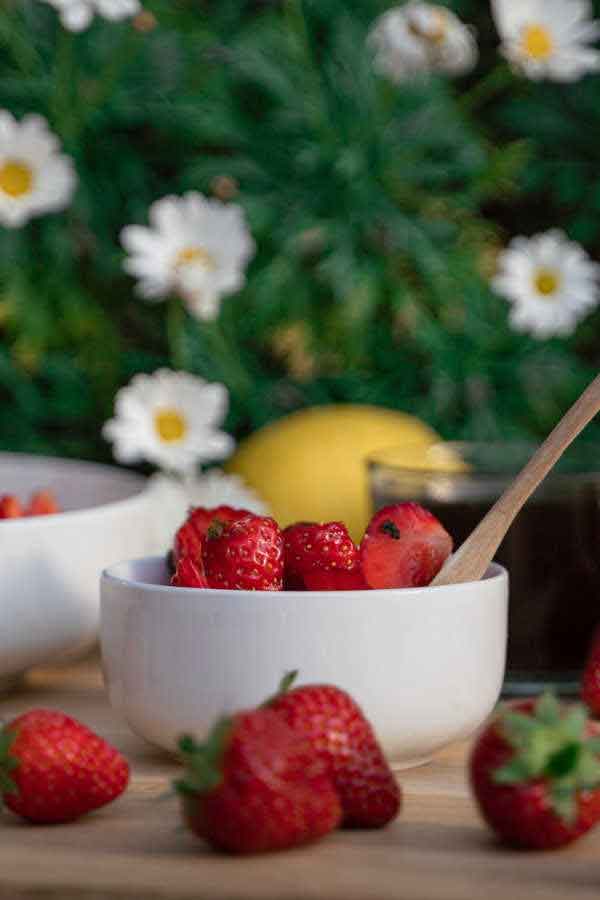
[
  {"left": 0, "top": 770, "right": 16, "bottom": 794},
  {"left": 278, "top": 671, "right": 298, "bottom": 695},
  {"left": 536, "top": 692, "right": 561, "bottom": 727},
  {"left": 545, "top": 743, "right": 581, "bottom": 778},
  {"left": 175, "top": 718, "right": 232, "bottom": 797},
  {"left": 493, "top": 757, "right": 531, "bottom": 785},
  {"left": 262, "top": 670, "right": 299, "bottom": 707},
  {"left": 577, "top": 750, "right": 600, "bottom": 788},
  {"left": 550, "top": 785, "right": 578, "bottom": 826},
  {"left": 587, "top": 737, "right": 600, "bottom": 754},
  {"left": 560, "top": 706, "right": 588, "bottom": 742},
  {"left": 501, "top": 711, "right": 539, "bottom": 748}
]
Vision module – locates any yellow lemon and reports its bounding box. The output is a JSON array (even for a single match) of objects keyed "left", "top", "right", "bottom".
[{"left": 226, "top": 405, "right": 443, "bottom": 541}]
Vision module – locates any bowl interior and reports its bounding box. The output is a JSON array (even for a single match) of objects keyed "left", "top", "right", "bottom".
[
  {"left": 104, "top": 556, "right": 506, "bottom": 596},
  {"left": 0, "top": 453, "right": 146, "bottom": 514}
]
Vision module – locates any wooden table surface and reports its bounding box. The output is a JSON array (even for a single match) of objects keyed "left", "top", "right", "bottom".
[{"left": 1, "top": 660, "right": 599, "bottom": 900}]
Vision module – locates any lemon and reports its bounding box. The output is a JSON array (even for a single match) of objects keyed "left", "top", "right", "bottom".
[{"left": 226, "top": 405, "right": 443, "bottom": 540}]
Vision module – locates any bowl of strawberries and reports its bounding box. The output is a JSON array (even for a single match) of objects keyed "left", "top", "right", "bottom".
[
  {"left": 0, "top": 453, "right": 163, "bottom": 687},
  {"left": 100, "top": 501, "right": 508, "bottom": 767}
]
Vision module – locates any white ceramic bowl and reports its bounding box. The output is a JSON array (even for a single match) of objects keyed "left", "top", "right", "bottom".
[
  {"left": 0, "top": 454, "right": 164, "bottom": 684},
  {"left": 101, "top": 557, "right": 508, "bottom": 767}
]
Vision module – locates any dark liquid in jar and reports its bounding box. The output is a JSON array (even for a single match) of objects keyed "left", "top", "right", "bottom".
[{"left": 371, "top": 484, "right": 600, "bottom": 684}]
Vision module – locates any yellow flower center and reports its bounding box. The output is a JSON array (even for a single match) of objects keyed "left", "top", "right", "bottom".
[
  {"left": 154, "top": 408, "right": 188, "bottom": 443},
  {"left": 521, "top": 24, "right": 554, "bottom": 61},
  {"left": 409, "top": 9, "right": 448, "bottom": 44},
  {"left": 0, "top": 160, "right": 34, "bottom": 198},
  {"left": 534, "top": 268, "right": 560, "bottom": 297},
  {"left": 175, "top": 246, "right": 216, "bottom": 271}
]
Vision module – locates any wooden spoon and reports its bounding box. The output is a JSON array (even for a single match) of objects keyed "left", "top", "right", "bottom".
[{"left": 431, "top": 373, "right": 600, "bottom": 587}]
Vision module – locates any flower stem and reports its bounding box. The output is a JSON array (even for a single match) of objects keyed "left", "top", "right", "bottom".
[
  {"left": 50, "top": 30, "right": 76, "bottom": 141},
  {"left": 459, "top": 64, "right": 515, "bottom": 114},
  {"left": 284, "top": 0, "right": 332, "bottom": 141},
  {"left": 166, "top": 298, "right": 187, "bottom": 370},
  {"left": 0, "top": 8, "right": 43, "bottom": 75},
  {"left": 81, "top": 28, "right": 139, "bottom": 130},
  {"left": 200, "top": 320, "right": 253, "bottom": 398}
]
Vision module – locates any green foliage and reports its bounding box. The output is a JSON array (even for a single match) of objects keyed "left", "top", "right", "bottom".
[{"left": 0, "top": 0, "right": 599, "bottom": 460}]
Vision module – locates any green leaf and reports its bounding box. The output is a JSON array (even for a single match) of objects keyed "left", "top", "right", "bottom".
[
  {"left": 501, "top": 711, "right": 539, "bottom": 748},
  {"left": 0, "top": 771, "right": 16, "bottom": 794},
  {"left": 278, "top": 671, "right": 299, "bottom": 695},
  {"left": 560, "top": 706, "right": 587, "bottom": 743},
  {"left": 545, "top": 743, "right": 581, "bottom": 779},
  {"left": 550, "top": 786, "right": 578, "bottom": 826},
  {"left": 536, "top": 693, "right": 562, "bottom": 727},
  {"left": 493, "top": 757, "right": 531, "bottom": 785},
  {"left": 576, "top": 750, "right": 600, "bottom": 789}
]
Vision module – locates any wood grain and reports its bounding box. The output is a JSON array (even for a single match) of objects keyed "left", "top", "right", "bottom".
[
  {"left": 1, "top": 659, "right": 599, "bottom": 900},
  {"left": 433, "top": 372, "right": 600, "bottom": 586}
]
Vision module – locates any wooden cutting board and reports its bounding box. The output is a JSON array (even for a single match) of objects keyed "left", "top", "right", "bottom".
[{"left": 0, "top": 658, "right": 599, "bottom": 900}]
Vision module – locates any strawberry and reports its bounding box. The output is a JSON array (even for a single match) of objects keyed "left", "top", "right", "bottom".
[
  {"left": 203, "top": 514, "right": 284, "bottom": 591},
  {"left": 360, "top": 503, "right": 452, "bottom": 589},
  {"left": 268, "top": 673, "right": 401, "bottom": 828},
  {"left": 0, "top": 494, "right": 23, "bottom": 518},
  {"left": 171, "top": 555, "right": 208, "bottom": 588},
  {"left": 175, "top": 708, "right": 342, "bottom": 854},
  {"left": 303, "top": 559, "right": 368, "bottom": 591},
  {"left": 174, "top": 505, "right": 253, "bottom": 565},
  {"left": 470, "top": 693, "right": 600, "bottom": 849},
  {"left": 0, "top": 709, "right": 130, "bottom": 824},
  {"left": 582, "top": 627, "right": 600, "bottom": 717},
  {"left": 283, "top": 522, "right": 359, "bottom": 590},
  {"left": 26, "top": 490, "right": 60, "bottom": 516}
]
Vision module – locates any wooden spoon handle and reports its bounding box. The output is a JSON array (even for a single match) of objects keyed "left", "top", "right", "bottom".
[{"left": 431, "top": 373, "right": 600, "bottom": 587}]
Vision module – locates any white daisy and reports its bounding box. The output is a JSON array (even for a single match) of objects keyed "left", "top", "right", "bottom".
[
  {"left": 103, "top": 369, "right": 235, "bottom": 474},
  {"left": 491, "top": 0, "right": 600, "bottom": 81},
  {"left": 121, "top": 193, "right": 255, "bottom": 321},
  {"left": 367, "top": 3, "right": 478, "bottom": 83},
  {"left": 148, "top": 471, "right": 269, "bottom": 549},
  {"left": 0, "top": 111, "right": 76, "bottom": 228},
  {"left": 40, "top": 0, "right": 141, "bottom": 32},
  {"left": 492, "top": 230, "right": 600, "bottom": 339}
]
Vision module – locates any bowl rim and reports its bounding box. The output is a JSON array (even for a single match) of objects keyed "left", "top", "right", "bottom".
[
  {"left": 0, "top": 453, "right": 154, "bottom": 527},
  {"left": 101, "top": 555, "right": 507, "bottom": 599}
]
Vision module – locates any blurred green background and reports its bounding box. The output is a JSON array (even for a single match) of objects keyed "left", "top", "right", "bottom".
[{"left": 1, "top": 0, "right": 600, "bottom": 461}]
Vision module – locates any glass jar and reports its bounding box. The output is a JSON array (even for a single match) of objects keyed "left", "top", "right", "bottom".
[{"left": 368, "top": 441, "right": 600, "bottom": 695}]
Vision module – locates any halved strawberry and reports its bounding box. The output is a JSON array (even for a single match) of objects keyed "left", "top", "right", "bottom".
[
  {"left": 171, "top": 556, "right": 208, "bottom": 588},
  {"left": 360, "top": 503, "right": 452, "bottom": 589}
]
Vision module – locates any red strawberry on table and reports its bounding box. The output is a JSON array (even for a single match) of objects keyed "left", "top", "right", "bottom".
[
  {"left": 283, "top": 522, "right": 361, "bottom": 590},
  {"left": 0, "top": 709, "right": 129, "bottom": 824},
  {"left": 360, "top": 502, "right": 453, "bottom": 589},
  {"left": 582, "top": 627, "right": 600, "bottom": 717},
  {"left": 203, "top": 514, "right": 284, "bottom": 591},
  {"left": 470, "top": 693, "right": 600, "bottom": 849},
  {"left": 268, "top": 673, "right": 401, "bottom": 828},
  {"left": 175, "top": 708, "right": 342, "bottom": 854},
  {"left": 0, "top": 494, "right": 23, "bottom": 518}
]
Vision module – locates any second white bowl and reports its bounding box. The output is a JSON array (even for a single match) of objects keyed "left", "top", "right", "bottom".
[
  {"left": 101, "top": 557, "right": 508, "bottom": 767},
  {"left": 0, "top": 454, "right": 164, "bottom": 683}
]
